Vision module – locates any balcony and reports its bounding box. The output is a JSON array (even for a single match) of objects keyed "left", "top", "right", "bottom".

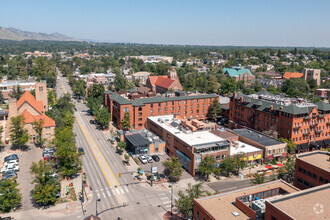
[{"left": 293, "top": 126, "right": 301, "bottom": 130}]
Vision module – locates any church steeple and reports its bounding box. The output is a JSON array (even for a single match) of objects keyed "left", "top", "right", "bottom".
[{"left": 168, "top": 67, "right": 178, "bottom": 79}]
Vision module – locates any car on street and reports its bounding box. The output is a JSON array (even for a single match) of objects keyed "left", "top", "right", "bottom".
[
  {"left": 1, "top": 164, "right": 20, "bottom": 173},
  {"left": 151, "top": 155, "right": 160, "bottom": 162},
  {"left": 78, "top": 147, "right": 85, "bottom": 155},
  {"left": 138, "top": 155, "right": 148, "bottom": 164},
  {"left": 4, "top": 154, "right": 19, "bottom": 162},
  {"left": 146, "top": 155, "right": 153, "bottom": 163}
]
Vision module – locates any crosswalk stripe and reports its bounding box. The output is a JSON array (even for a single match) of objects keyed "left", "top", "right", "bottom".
[
  {"left": 120, "top": 188, "right": 125, "bottom": 194},
  {"left": 161, "top": 197, "right": 168, "bottom": 200},
  {"left": 163, "top": 201, "right": 171, "bottom": 204},
  {"left": 116, "top": 188, "right": 120, "bottom": 195},
  {"left": 158, "top": 193, "right": 166, "bottom": 196},
  {"left": 165, "top": 204, "right": 171, "bottom": 208},
  {"left": 97, "top": 193, "right": 100, "bottom": 199},
  {"left": 125, "top": 187, "right": 129, "bottom": 193},
  {"left": 107, "top": 190, "right": 111, "bottom": 197},
  {"left": 102, "top": 192, "right": 106, "bottom": 198}
]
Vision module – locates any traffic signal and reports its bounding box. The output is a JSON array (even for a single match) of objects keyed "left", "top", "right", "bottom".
[{"left": 119, "top": 172, "right": 121, "bottom": 178}]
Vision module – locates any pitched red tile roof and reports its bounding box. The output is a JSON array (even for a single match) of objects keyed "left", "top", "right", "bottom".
[
  {"left": 21, "top": 110, "right": 55, "bottom": 127},
  {"left": 148, "top": 75, "right": 176, "bottom": 89},
  {"left": 283, "top": 72, "right": 303, "bottom": 79},
  {"left": 17, "top": 91, "right": 43, "bottom": 114}
]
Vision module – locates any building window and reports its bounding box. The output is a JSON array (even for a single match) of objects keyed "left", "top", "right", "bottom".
[
  {"left": 178, "top": 111, "right": 180, "bottom": 115},
  {"left": 39, "top": 86, "right": 43, "bottom": 92},
  {"left": 216, "top": 155, "right": 220, "bottom": 161},
  {"left": 190, "top": 110, "right": 193, "bottom": 114},
  {"left": 165, "top": 102, "right": 168, "bottom": 106},
  {"left": 172, "top": 101, "right": 174, "bottom": 105},
  {"left": 150, "top": 109, "right": 153, "bottom": 113},
  {"left": 184, "top": 100, "right": 187, "bottom": 104},
  {"left": 178, "top": 106, "right": 181, "bottom": 110},
  {"left": 222, "top": 154, "right": 226, "bottom": 159},
  {"left": 191, "top": 100, "right": 193, "bottom": 104},
  {"left": 150, "top": 104, "right": 153, "bottom": 108},
  {"left": 184, "top": 106, "right": 187, "bottom": 109},
  {"left": 190, "top": 105, "right": 193, "bottom": 109},
  {"left": 197, "top": 104, "right": 199, "bottom": 108},
  {"left": 184, "top": 111, "right": 187, "bottom": 115},
  {"left": 124, "top": 107, "right": 129, "bottom": 112},
  {"left": 158, "top": 103, "right": 161, "bottom": 107},
  {"left": 196, "top": 211, "right": 199, "bottom": 220},
  {"left": 178, "top": 101, "right": 181, "bottom": 105},
  {"left": 165, "top": 107, "right": 168, "bottom": 111},
  {"left": 171, "top": 107, "right": 174, "bottom": 111},
  {"left": 158, "top": 109, "right": 161, "bottom": 113},
  {"left": 138, "top": 107, "right": 142, "bottom": 111}
]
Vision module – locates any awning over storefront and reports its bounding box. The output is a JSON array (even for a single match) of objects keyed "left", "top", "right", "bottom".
[{"left": 268, "top": 155, "right": 273, "bottom": 159}]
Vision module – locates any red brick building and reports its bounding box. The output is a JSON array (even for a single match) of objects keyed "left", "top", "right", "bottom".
[
  {"left": 293, "top": 151, "right": 329, "bottom": 190},
  {"left": 146, "top": 67, "right": 183, "bottom": 94},
  {"left": 315, "top": 88, "right": 330, "bottom": 100},
  {"left": 146, "top": 115, "right": 230, "bottom": 176},
  {"left": 229, "top": 91, "right": 330, "bottom": 152},
  {"left": 104, "top": 90, "right": 218, "bottom": 130}
]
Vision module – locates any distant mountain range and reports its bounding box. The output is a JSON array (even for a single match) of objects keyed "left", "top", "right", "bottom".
[{"left": 0, "top": 26, "right": 79, "bottom": 41}]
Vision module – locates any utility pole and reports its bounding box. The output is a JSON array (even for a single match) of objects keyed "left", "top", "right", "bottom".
[{"left": 96, "top": 198, "right": 101, "bottom": 216}]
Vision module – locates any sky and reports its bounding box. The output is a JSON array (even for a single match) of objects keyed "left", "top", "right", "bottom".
[{"left": 1, "top": 0, "right": 330, "bottom": 47}]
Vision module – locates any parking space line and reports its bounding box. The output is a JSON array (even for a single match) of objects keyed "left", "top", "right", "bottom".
[
  {"left": 158, "top": 193, "right": 166, "bottom": 196},
  {"left": 160, "top": 197, "right": 168, "bottom": 200}
]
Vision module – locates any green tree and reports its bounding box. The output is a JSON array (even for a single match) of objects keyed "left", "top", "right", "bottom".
[
  {"left": 9, "top": 85, "right": 24, "bottom": 99},
  {"left": 114, "top": 73, "right": 128, "bottom": 91},
  {"left": 175, "top": 183, "right": 210, "bottom": 218},
  {"left": 33, "top": 119, "right": 45, "bottom": 147},
  {"left": 278, "top": 158, "right": 295, "bottom": 184},
  {"left": 95, "top": 107, "right": 111, "bottom": 128},
  {"left": 31, "top": 160, "right": 60, "bottom": 206},
  {"left": 0, "top": 90, "right": 4, "bottom": 104},
  {"left": 207, "top": 98, "right": 222, "bottom": 121},
  {"left": 72, "top": 79, "right": 86, "bottom": 99},
  {"left": 117, "top": 141, "right": 126, "bottom": 155},
  {"left": 307, "top": 79, "right": 317, "bottom": 90},
  {"left": 163, "top": 156, "right": 184, "bottom": 182},
  {"left": 220, "top": 156, "right": 234, "bottom": 177},
  {"left": 220, "top": 77, "right": 236, "bottom": 95},
  {"left": 121, "top": 112, "right": 131, "bottom": 130},
  {"left": 47, "top": 89, "right": 56, "bottom": 106},
  {"left": 0, "top": 126, "right": 3, "bottom": 145},
  {"left": 198, "top": 156, "right": 215, "bottom": 181},
  {"left": 10, "top": 115, "right": 29, "bottom": 148},
  {"left": 232, "top": 153, "right": 246, "bottom": 175},
  {"left": 0, "top": 179, "right": 22, "bottom": 213},
  {"left": 250, "top": 173, "right": 265, "bottom": 185},
  {"left": 267, "top": 85, "right": 280, "bottom": 95},
  {"left": 279, "top": 138, "right": 296, "bottom": 154}
]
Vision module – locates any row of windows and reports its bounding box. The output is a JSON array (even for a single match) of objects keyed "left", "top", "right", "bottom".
[
  {"left": 298, "top": 167, "right": 329, "bottom": 183},
  {"left": 293, "top": 132, "right": 329, "bottom": 142},
  {"left": 30, "top": 133, "right": 52, "bottom": 140},
  {"left": 294, "top": 119, "right": 327, "bottom": 127},
  {"left": 297, "top": 177, "right": 315, "bottom": 188},
  {"left": 267, "top": 148, "right": 285, "bottom": 155}
]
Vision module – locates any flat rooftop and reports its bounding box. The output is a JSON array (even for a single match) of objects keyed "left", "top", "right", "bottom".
[
  {"left": 268, "top": 184, "right": 330, "bottom": 220},
  {"left": 296, "top": 151, "right": 330, "bottom": 173},
  {"left": 232, "top": 128, "right": 282, "bottom": 146},
  {"left": 230, "top": 141, "right": 262, "bottom": 156},
  {"left": 195, "top": 180, "right": 299, "bottom": 220},
  {"left": 211, "top": 130, "right": 238, "bottom": 140},
  {"left": 148, "top": 115, "right": 225, "bottom": 146}
]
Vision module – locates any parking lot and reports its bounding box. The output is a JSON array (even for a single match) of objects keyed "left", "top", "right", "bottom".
[{"left": 0, "top": 145, "right": 42, "bottom": 210}]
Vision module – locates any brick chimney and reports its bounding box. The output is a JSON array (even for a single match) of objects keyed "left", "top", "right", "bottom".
[{"left": 270, "top": 105, "right": 273, "bottom": 112}]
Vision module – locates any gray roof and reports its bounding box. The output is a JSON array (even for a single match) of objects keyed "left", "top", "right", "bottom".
[
  {"left": 125, "top": 133, "right": 151, "bottom": 147},
  {"left": 105, "top": 91, "right": 218, "bottom": 107},
  {"left": 232, "top": 128, "right": 282, "bottom": 146},
  {"left": 315, "top": 101, "right": 330, "bottom": 112}
]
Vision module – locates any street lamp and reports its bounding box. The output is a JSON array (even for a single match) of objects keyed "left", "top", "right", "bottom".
[{"left": 96, "top": 198, "right": 101, "bottom": 216}]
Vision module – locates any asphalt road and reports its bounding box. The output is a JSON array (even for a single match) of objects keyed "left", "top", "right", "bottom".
[{"left": 56, "top": 75, "right": 174, "bottom": 220}]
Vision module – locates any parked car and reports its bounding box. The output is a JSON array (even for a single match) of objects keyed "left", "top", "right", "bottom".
[
  {"left": 138, "top": 155, "right": 148, "bottom": 164},
  {"left": 4, "top": 154, "right": 19, "bottom": 162},
  {"left": 146, "top": 155, "right": 153, "bottom": 163},
  {"left": 78, "top": 147, "right": 85, "bottom": 155},
  {"left": 1, "top": 172, "right": 17, "bottom": 181},
  {"left": 90, "top": 120, "right": 95, "bottom": 124},
  {"left": 56, "top": 190, "right": 61, "bottom": 198},
  {"left": 1, "top": 164, "right": 20, "bottom": 173},
  {"left": 151, "top": 155, "right": 160, "bottom": 162},
  {"left": 4, "top": 160, "right": 19, "bottom": 167}
]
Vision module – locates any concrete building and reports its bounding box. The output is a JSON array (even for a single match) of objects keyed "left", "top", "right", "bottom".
[
  {"left": 231, "top": 129, "right": 287, "bottom": 161},
  {"left": 315, "top": 88, "right": 330, "bottom": 101},
  {"left": 104, "top": 90, "right": 218, "bottom": 130},
  {"left": 265, "top": 184, "right": 329, "bottom": 220},
  {"left": 23, "top": 51, "right": 52, "bottom": 58},
  {"left": 7, "top": 82, "right": 55, "bottom": 143},
  {"left": 146, "top": 115, "right": 230, "bottom": 176},
  {"left": 223, "top": 67, "right": 255, "bottom": 82},
  {"left": 193, "top": 180, "right": 299, "bottom": 220},
  {"left": 0, "top": 80, "right": 37, "bottom": 100},
  {"left": 146, "top": 67, "right": 183, "bottom": 94},
  {"left": 303, "top": 68, "right": 321, "bottom": 86},
  {"left": 132, "top": 71, "right": 151, "bottom": 85},
  {"left": 125, "top": 55, "right": 173, "bottom": 64},
  {"left": 229, "top": 91, "right": 330, "bottom": 151},
  {"left": 254, "top": 72, "right": 282, "bottom": 79},
  {"left": 293, "top": 151, "right": 329, "bottom": 190},
  {"left": 118, "top": 129, "right": 166, "bottom": 155}
]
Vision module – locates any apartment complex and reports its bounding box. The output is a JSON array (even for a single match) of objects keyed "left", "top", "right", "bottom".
[
  {"left": 193, "top": 180, "right": 299, "bottom": 220},
  {"left": 146, "top": 115, "right": 230, "bottom": 176},
  {"left": 0, "top": 80, "right": 36, "bottom": 99},
  {"left": 104, "top": 90, "right": 218, "bottom": 130},
  {"left": 293, "top": 151, "right": 329, "bottom": 190},
  {"left": 229, "top": 91, "right": 330, "bottom": 151},
  {"left": 7, "top": 82, "right": 55, "bottom": 143},
  {"left": 265, "top": 184, "right": 329, "bottom": 220}
]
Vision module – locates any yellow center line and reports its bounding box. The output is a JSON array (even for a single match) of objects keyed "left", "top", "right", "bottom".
[{"left": 60, "top": 80, "right": 121, "bottom": 188}]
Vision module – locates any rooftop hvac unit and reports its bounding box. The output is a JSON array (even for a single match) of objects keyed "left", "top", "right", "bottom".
[
  {"left": 158, "top": 118, "right": 164, "bottom": 123},
  {"left": 147, "top": 132, "right": 153, "bottom": 137}
]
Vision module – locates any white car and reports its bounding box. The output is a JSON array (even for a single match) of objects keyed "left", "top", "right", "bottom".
[
  {"left": 4, "top": 160, "right": 19, "bottom": 167},
  {"left": 146, "top": 155, "right": 153, "bottom": 163},
  {"left": 1, "top": 164, "right": 20, "bottom": 173},
  {"left": 138, "top": 155, "right": 148, "bottom": 164}
]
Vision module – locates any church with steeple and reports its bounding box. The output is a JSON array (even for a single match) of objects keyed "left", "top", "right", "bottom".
[{"left": 146, "top": 67, "right": 183, "bottom": 94}]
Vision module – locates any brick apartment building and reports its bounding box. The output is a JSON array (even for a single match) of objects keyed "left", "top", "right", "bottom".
[
  {"left": 0, "top": 79, "right": 37, "bottom": 99},
  {"left": 265, "top": 184, "right": 329, "bottom": 220},
  {"left": 104, "top": 90, "right": 218, "bottom": 130},
  {"left": 293, "top": 151, "right": 329, "bottom": 190},
  {"left": 193, "top": 180, "right": 299, "bottom": 220},
  {"left": 7, "top": 82, "right": 55, "bottom": 143},
  {"left": 315, "top": 88, "right": 330, "bottom": 101},
  {"left": 146, "top": 115, "right": 230, "bottom": 176},
  {"left": 229, "top": 91, "right": 330, "bottom": 152}
]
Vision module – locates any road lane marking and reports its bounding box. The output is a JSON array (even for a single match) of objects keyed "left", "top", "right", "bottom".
[
  {"left": 163, "top": 201, "right": 171, "bottom": 204},
  {"left": 97, "top": 180, "right": 100, "bottom": 185},
  {"left": 97, "top": 193, "right": 100, "bottom": 199},
  {"left": 125, "top": 187, "right": 129, "bottom": 193},
  {"left": 107, "top": 190, "right": 111, "bottom": 197},
  {"left": 114, "top": 162, "right": 118, "bottom": 168},
  {"left": 158, "top": 193, "right": 166, "bottom": 196},
  {"left": 161, "top": 197, "right": 168, "bottom": 200},
  {"left": 123, "top": 177, "right": 127, "bottom": 182},
  {"left": 95, "top": 190, "right": 99, "bottom": 192}
]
